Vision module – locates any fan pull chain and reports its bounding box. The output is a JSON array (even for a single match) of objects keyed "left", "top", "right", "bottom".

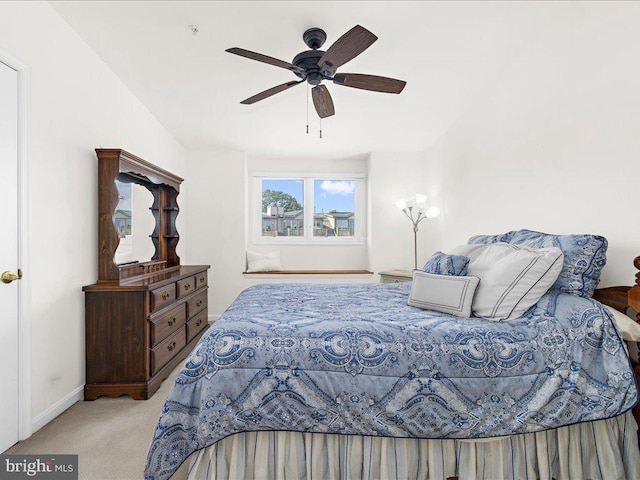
[
  {"left": 319, "top": 118, "right": 322, "bottom": 139},
  {"left": 306, "top": 85, "right": 309, "bottom": 134}
]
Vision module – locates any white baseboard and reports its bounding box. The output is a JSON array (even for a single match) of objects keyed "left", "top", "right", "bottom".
[
  {"left": 208, "top": 314, "right": 220, "bottom": 324},
  {"left": 31, "top": 384, "right": 84, "bottom": 434}
]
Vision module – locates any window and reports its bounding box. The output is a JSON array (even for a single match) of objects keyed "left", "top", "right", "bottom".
[
  {"left": 261, "top": 179, "right": 304, "bottom": 238},
  {"left": 254, "top": 174, "right": 365, "bottom": 244},
  {"left": 313, "top": 179, "right": 355, "bottom": 238}
]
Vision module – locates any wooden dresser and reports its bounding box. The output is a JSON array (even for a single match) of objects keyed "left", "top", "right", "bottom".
[
  {"left": 83, "top": 265, "right": 209, "bottom": 400},
  {"left": 83, "top": 149, "right": 210, "bottom": 400}
]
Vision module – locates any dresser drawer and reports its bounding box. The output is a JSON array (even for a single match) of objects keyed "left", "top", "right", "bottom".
[
  {"left": 150, "top": 303, "right": 186, "bottom": 347},
  {"left": 150, "top": 284, "right": 176, "bottom": 312},
  {"left": 177, "top": 276, "right": 196, "bottom": 298},
  {"left": 187, "top": 289, "right": 208, "bottom": 317},
  {"left": 195, "top": 270, "right": 208, "bottom": 290},
  {"left": 151, "top": 327, "right": 186, "bottom": 375},
  {"left": 186, "top": 310, "right": 208, "bottom": 343}
]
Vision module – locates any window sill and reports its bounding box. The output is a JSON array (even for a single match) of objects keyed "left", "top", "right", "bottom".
[
  {"left": 252, "top": 238, "right": 365, "bottom": 246},
  {"left": 243, "top": 269, "right": 373, "bottom": 278}
]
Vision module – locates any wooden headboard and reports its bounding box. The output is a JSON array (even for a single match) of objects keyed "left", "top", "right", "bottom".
[
  {"left": 593, "top": 255, "right": 640, "bottom": 319},
  {"left": 593, "top": 257, "right": 640, "bottom": 362},
  {"left": 629, "top": 256, "right": 640, "bottom": 323},
  {"left": 593, "top": 256, "right": 640, "bottom": 439}
]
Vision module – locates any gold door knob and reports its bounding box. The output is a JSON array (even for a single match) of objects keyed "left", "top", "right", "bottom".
[{"left": 1, "top": 269, "right": 22, "bottom": 284}]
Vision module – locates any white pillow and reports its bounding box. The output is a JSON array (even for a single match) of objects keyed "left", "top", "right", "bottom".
[
  {"left": 449, "top": 243, "right": 563, "bottom": 320},
  {"left": 408, "top": 271, "right": 480, "bottom": 317},
  {"left": 605, "top": 306, "right": 640, "bottom": 342},
  {"left": 246, "top": 250, "right": 282, "bottom": 272}
]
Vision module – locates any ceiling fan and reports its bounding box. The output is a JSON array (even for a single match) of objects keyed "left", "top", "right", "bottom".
[{"left": 226, "top": 25, "right": 407, "bottom": 119}]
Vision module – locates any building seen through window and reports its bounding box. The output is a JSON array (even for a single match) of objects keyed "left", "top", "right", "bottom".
[{"left": 260, "top": 178, "right": 357, "bottom": 239}]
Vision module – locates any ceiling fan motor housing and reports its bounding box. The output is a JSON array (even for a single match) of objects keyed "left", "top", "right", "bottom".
[
  {"left": 292, "top": 50, "right": 327, "bottom": 85},
  {"left": 303, "top": 28, "right": 327, "bottom": 50}
]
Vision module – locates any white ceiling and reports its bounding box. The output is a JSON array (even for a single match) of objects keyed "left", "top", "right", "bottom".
[{"left": 50, "top": 1, "right": 549, "bottom": 157}]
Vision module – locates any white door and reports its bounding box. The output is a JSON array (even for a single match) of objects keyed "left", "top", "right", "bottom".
[{"left": 0, "top": 59, "right": 20, "bottom": 453}]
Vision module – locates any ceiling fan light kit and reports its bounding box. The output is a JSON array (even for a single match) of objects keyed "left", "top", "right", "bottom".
[{"left": 226, "top": 25, "right": 407, "bottom": 120}]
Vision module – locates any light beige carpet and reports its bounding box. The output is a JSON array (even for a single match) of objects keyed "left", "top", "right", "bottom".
[{"left": 5, "top": 364, "right": 188, "bottom": 480}]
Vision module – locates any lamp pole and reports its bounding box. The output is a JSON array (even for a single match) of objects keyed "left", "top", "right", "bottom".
[
  {"left": 414, "top": 223, "right": 419, "bottom": 271},
  {"left": 400, "top": 206, "right": 427, "bottom": 270}
]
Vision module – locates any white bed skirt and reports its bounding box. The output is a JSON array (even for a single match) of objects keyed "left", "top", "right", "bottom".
[{"left": 185, "top": 411, "right": 640, "bottom": 480}]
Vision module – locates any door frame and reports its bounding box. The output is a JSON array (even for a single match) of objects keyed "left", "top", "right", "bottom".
[{"left": 0, "top": 49, "right": 31, "bottom": 443}]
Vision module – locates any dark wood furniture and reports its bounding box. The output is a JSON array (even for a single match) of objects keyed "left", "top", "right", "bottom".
[
  {"left": 593, "top": 262, "right": 640, "bottom": 441},
  {"left": 626, "top": 256, "right": 640, "bottom": 439},
  {"left": 83, "top": 149, "right": 210, "bottom": 400},
  {"left": 628, "top": 256, "right": 640, "bottom": 333}
]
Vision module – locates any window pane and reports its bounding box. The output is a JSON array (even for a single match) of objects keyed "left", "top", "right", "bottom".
[
  {"left": 313, "top": 180, "right": 355, "bottom": 237},
  {"left": 261, "top": 179, "right": 304, "bottom": 237}
]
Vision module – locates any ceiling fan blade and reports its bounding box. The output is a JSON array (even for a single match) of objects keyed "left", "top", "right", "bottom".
[
  {"left": 312, "top": 85, "right": 335, "bottom": 118},
  {"left": 332, "top": 73, "right": 406, "bottom": 94},
  {"left": 240, "top": 80, "right": 304, "bottom": 105},
  {"left": 226, "top": 47, "right": 305, "bottom": 75},
  {"left": 317, "top": 25, "right": 377, "bottom": 75}
]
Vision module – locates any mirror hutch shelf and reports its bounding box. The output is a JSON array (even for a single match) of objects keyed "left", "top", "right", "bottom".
[{"left": 83, "top": 149, "right": 210, "bottom": 400}]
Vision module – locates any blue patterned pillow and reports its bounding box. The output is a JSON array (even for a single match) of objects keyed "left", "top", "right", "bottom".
[
  {"left": 468, "top": 231, "right": 517, "bottom": 245},
  {"left": 507, "top": 229, "right": 608, "bottom": 298},
  {"left": 422, "top": 251, "right": 470, "bottom": 276}
]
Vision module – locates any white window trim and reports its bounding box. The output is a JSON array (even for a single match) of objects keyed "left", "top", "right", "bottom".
[{"left": 252, "top": 172, "right": 366, "bottom": 245}]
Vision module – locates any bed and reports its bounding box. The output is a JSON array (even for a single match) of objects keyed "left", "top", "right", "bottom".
[{"left": 145, "top": 230, "right": 640, "bottom": 480}]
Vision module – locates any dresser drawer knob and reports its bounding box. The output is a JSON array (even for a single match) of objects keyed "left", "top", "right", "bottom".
[
  {"left": 184, "top": 283, "right": 191, "bottom": 290},
  {"left": 167, "top": 341, "right": 177, "bottom": 352},
  {"left": 162, "top": 292, "right": 170, "bottom": 300},
  {"left": 199, "top": 276, "right": 205, "bottom": 283},
  {"left": 168, "top": 317, "right": 176, "bottom": 326},
  {"left": 196, "top": 299, "right": 203, "bottom": 307},
  {"left": 196, "top": 319, "right": 202, "bottom": 327}
]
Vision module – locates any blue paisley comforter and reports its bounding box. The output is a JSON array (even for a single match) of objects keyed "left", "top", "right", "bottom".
[{"left": 145, "top": 282, "right": 637, "bottom": 480}]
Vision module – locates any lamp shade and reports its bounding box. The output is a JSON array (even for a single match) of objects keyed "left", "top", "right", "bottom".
[
  {"left": 395, "top": 198, "right": 408, "bottom": 210},
  {"left": 426, "top": 206, "right": 441, "bottom": 218},
  {"left": 415, "top": 193, "right": 427, "bottom": 206}
]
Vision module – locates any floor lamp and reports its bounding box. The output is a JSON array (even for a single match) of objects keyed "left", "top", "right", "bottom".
[{"left": 395, "top": 194, "right": 440, "bottom": 270}]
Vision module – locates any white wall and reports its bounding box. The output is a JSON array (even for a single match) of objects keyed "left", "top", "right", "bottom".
[
  {"left": 184, "top": 150, "right": 247, "bottom": 316},
  {"left": 423, "top": 2, "right": 640, "bottom": 287},
  {"left": 0, "top": 2, "right": 186, "bottom": 431}
]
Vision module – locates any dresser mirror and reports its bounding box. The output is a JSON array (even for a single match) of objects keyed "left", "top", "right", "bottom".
[
  {"left": 94, "top": 149, "right": 184, "bottom": 283},
  {"left": 114, "top": 179, "right": 155, "bottom": 265}
]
